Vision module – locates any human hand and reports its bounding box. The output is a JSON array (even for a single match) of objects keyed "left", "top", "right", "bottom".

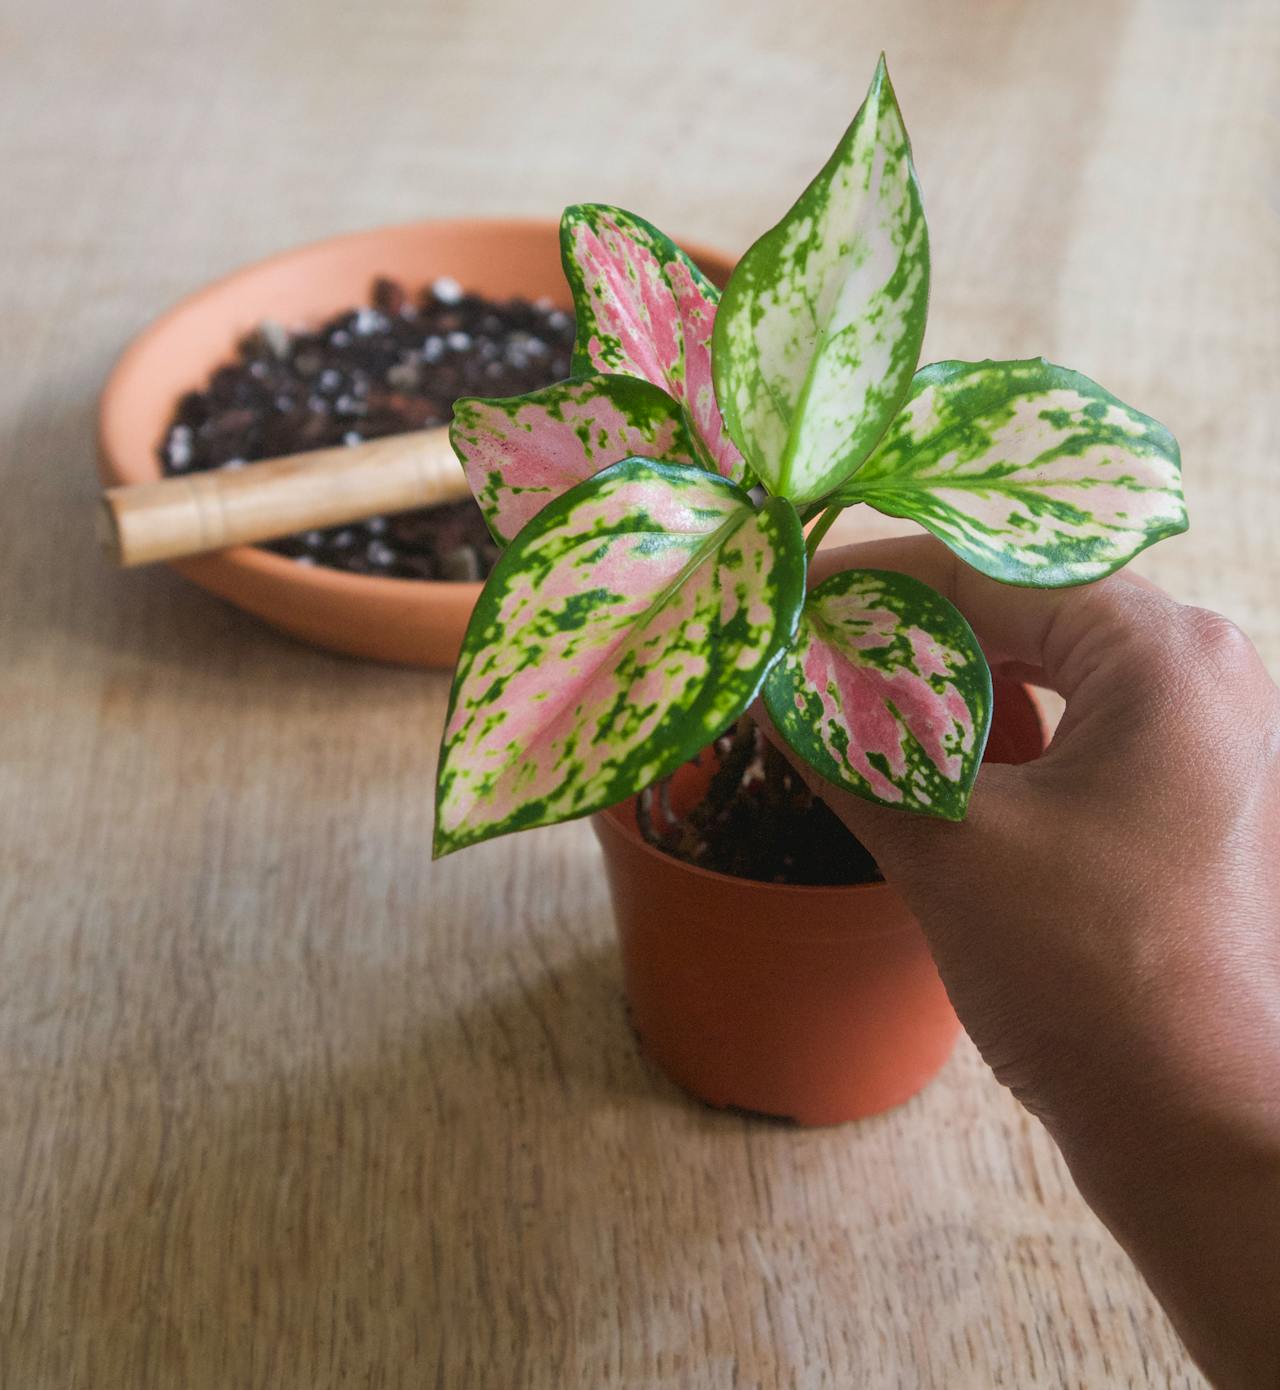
[{"left": 766, "top": 535, "right": 1280, "bottom": 1389}]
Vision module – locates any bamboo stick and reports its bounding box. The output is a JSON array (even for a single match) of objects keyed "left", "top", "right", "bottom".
[{"left": 100, "top": 426, "right": 470, "bottom": 567}]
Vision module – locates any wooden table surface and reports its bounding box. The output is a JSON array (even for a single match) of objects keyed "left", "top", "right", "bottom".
[{"left": 3, "top": 0, "right": 1276, "bottom": 1384}]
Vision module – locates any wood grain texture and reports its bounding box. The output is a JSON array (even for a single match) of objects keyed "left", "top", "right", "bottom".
[{"left": 2, "top": 0, "right": 1276, "bottom": 1384}]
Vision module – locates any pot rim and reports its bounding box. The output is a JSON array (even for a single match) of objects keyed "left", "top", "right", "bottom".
[
  {"left": 595, "top": 796, "right": 893, "bottom": 899},
  {"left": 594, "top": 804, "right": 927, "bottom": 944},
  {"left": 95, "top": 215, "right": 734, "bottom": 610},
  {"left": 594, "top": 679, "right": 1048, "bottom": 924}
]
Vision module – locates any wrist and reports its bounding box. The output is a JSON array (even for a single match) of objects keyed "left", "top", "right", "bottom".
[
  {"left": 1037, "top": 1033, "right": 1280, "bottom": 1390},
  {"left": 1060, "top": 1108, "right": 1280, "bottom": 1390}
]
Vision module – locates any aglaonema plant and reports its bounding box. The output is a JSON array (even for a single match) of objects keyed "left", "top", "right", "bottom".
[{"left": 433, "top": 56, "right": 1186, "bottom": 857}]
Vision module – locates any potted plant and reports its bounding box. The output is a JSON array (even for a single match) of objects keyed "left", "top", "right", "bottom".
[{"left": 433, "top": 57, "right": 1186, "bottom": 1124}]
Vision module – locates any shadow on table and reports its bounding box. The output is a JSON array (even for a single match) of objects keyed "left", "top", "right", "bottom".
[
  {"left": 15, "top": 940, "right": 755, "bottom": 1387},
  {"left": 2, "top": 383, "right": 423, "bottom": 690}
]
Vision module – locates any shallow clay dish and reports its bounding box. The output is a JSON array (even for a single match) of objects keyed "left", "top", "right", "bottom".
[{"left": 98, "top": 219, "right": 735, "bottom": 666}]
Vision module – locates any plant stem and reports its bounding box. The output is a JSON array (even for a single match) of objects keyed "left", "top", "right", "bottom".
[{"left": 804, "top": 504, "right": 842, "bottom": 561}]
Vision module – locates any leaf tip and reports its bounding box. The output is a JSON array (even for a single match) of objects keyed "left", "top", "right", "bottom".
[
  {"left": 869, "top": 51, "right": 899, "bottom": 110},
  {"left": 448, "top": 398, "right": 475, "bottom": 448},
  {"left": 432, "top": 811, "right": 489, "bottom": 860}
]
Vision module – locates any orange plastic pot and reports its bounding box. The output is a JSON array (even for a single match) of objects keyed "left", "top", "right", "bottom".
[
  {"left": 592, "top": 677, "right": 1048, "bottom": 1126},
  {"left": 98, "top": 219, "right": 734, "bottom": 667}
]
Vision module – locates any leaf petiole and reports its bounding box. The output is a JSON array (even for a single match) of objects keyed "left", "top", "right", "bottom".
[{"left": 804, "top": 503, "right": 844, "bottom": 561}]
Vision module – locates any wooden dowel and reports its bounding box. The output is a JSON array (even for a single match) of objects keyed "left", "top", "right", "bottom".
[{"left": 101, "top": 426, "right": 471, "bottom": 567}]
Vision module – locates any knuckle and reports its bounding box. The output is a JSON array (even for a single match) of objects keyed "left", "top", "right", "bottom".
[
  {"left": 1179, "top": 607, "right": 1261, "bottom": 683},
  {"left": 1182, "top": 606, "right": 1253, "bottom": 656},
  {"left": 1064, "top": 583, "right": 1177, "bottom": 687}
]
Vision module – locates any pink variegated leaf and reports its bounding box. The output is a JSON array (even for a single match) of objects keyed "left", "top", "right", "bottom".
[
  {"left": 764, "top": 569, "right": 991, "bottom": 819},
  {"left": 560, "top": 204, "right": 748, "bottom": 486},
  {"left": 450, "top": 373, "right": 700, "bottom": 545},
  {"left": 434, "top": 458, "right": 805, "bottom": 856}
]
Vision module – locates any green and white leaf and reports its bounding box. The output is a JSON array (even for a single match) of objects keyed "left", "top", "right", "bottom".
[
  {"left": 451, "top": 374, "right": 700, "bottom": 545},
  {"left": 764, "top": 568, "right": 991, "bottom": 820},
  {"left": 712, "top": 55, "right": 929, "bottom": 504},
  {"left": 434, "top": 459, "right": 805, "bottom": 855},
  {"left": 838, "top": 358, "right": 1187, "bottom": 586}
]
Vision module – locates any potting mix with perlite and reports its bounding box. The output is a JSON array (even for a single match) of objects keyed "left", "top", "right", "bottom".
[
  {"left": 158, "top": 277, "right": 575, "bottom": 581},
  {"left": 639, "top": 722, "right": 883, "bottom": 885}
]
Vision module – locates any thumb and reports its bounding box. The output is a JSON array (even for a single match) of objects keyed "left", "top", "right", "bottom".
[{"left": 760, "top": 532, "right": 1177, "bottom": 895}]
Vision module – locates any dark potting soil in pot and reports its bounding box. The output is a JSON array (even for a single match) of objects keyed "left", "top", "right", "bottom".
[
  {"left": 637, "top": 721, "right": 883, "bottom": 887},
  {"left": 157, "top": 276, "right": 576, "bottom": 581}
]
